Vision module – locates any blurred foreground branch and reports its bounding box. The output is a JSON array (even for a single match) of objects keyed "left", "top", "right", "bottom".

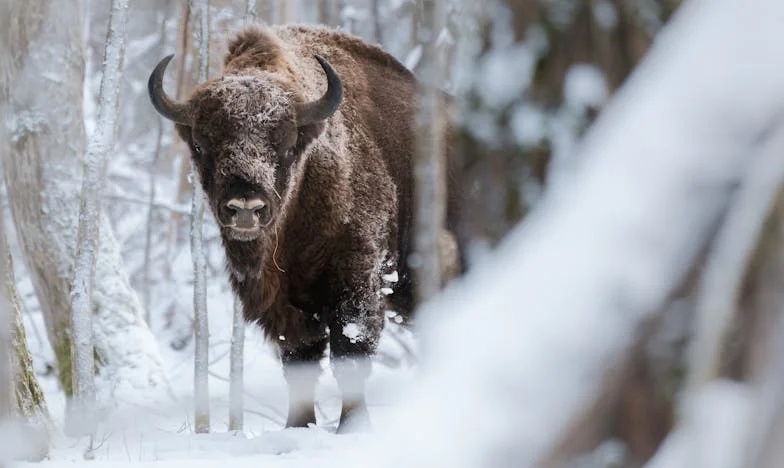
[{"left": 342, "top": 0, "right": 784, "bottom": 466}]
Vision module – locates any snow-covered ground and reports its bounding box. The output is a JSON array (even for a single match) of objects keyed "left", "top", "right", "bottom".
[{"left": 15, "top": 261, "right": 417, "bottom": 465}]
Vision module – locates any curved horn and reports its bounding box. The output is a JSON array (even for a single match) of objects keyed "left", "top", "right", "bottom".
[
  {"left": 295, "top": 55, "right": 343, "bottom": 126},
  {"left": 148, "top": 55, "right": 191, "bottom": 125}
]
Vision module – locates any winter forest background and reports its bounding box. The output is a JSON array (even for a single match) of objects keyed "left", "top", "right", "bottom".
[{"left": 3, "top": 0, "right": 784, "bottom": 466}]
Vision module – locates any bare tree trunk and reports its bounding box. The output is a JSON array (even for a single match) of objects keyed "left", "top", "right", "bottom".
[
  {"left": 0, "top": 0, "right": 167, "bottom": 408},
  {"left": 259, "top": 0, "right": 273, "bottom": 24},
  {"left": 370, "top": 0, "right": 382, "bottom": 43},
  {"left": 228, "top": 297, "right": 244, "bottom": 431},
  {"left": 0, "top": 216, "right": 11, "bottom": 424},
  {"left": 70, "top": 0, "right": 130, "bottom": 429},
  {"left": 191, "top": 0, "right": 210, "bottom": 434},
  {"left": 317, "top": 0, "right": 329, "bottom": 24},
  {"left": 0, "top": 214, "right": 49, "bottom": 461},
  {"left": 226, "top": 0, "right": 260, "bottom": 434},
  {"left": 143, "top": 7, "right": 174, "bottom": 327},
  {"left": 9, "top": 268, "right": 49, "bottom": 428},
  {"left": 410, "top": 0, "right": 422, "bottom": 62},
  {"left": 727, "top": 181, "right": 784, "bottom": 467},
  {"left": 277, "top": 0, "right": 295, "bottom": 24},
  {"left": 318, "top": 0, "right": 342, "bottom": 28},
  {"left": 412, "top": 0, "right": 447, "bottom": 305}
]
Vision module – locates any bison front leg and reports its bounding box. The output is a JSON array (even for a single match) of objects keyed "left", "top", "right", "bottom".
[
  {"left": 329, "top": 295, "right": 383, "bottom": 434},
  {"left": 281, "top": 338, "right": 327, "bottom": 428}
]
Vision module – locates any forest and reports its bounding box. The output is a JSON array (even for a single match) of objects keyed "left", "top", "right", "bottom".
[{"left": 2, "top": 0, "right": 784, "bottom": 467}]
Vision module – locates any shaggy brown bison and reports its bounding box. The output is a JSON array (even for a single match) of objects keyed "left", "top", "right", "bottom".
[{"left": 148, "top": 24, "right": 463, "bottom": 433}]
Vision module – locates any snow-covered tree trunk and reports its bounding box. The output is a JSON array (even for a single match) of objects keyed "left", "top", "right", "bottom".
[
  {"left": 70, "top": 0, "right": 130, "bottom": 426},
  {"left": 0, "top": 0, "right": 167, "bottom": 408},
  {"left": 228, "top": 297, "right": 244, "bottom": 431},
  {"left": 412, "top": 0, "right": 447, "bottom": 305},
  {"left": 190, "top": 0, "right": 210, "bottom": 434},
  {"left": 245, "top": 0, "right": 257, "bottom": 22}
]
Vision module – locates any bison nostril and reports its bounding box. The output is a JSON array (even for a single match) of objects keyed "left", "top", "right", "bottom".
[
  {"left": 225, "top": 198, "right": 268, "bottom": 228},
  {"left": 257, "top": 204, "right": 272, "bottom": 226}
]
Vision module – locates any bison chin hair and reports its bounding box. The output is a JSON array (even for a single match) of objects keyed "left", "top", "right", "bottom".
[{"left": 225, "top": 227, "right": 263, "bottom": 243}]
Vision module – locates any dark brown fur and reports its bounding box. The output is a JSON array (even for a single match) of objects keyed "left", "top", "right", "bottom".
[{"left": 168, "top": 24, "right": 463, "bottom": 432}]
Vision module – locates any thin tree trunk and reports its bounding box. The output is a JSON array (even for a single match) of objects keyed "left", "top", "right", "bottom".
[
  {"left": 70, "top": 0, "right": 130, "bottom": 428},
  {"left": 226, "top": 0, "right": 261, "bottom": 433},
  {"left": 319, "top": 0, "right": 342, "bottom": 28},
  {"left": 412, "top": 0, "right": 447, "bottom": 305},
  {"left": 729, "top": 181, "right": 784, "bottom": 467},
  {"left": 245, "top": 0, "right": 256, "bottom": 22},
  {"left": 228, "top": 297, "right": 244, "bottom": 431},
  {"left": 410, "top": 0, "right": 422, "bottom": 60},
  {"left": 259, "top": 0, "right": 273, "bottom": 24},
  {"left": 277, "top": 0, "right": 295, "bottom": 24},
  {"left": 0, "top": 0, "right": 167, "bottom": 410},
  {"left": 144, "top": 8, "right": 173, "bottom": 327},
  {"left": 317, "top": 0, "right": 328, "bottom": 25},
  {"left": 371, "top": 0, "right": 382, "bottom": 44},
  {"left": 191, "top": 0, "right": 210, "bottom": 434}
]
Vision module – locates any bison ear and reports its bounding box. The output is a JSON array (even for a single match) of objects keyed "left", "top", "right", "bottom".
[
  {"left": 174, "top": 123, "right": 193, "bottom": 144},
  {"left": 293, "top": 121, "right": 325, "bottom": 155}
]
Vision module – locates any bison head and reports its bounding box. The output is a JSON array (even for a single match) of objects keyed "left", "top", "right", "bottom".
[{"left": 148, "top": 54, "right": 343, "bottom": 242}]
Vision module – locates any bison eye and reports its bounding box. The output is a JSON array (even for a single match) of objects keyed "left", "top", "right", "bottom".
[{"left": 193, "top": 142, "right": 203, "bottom": 155}]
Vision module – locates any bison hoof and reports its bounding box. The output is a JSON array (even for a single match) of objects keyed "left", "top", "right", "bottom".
[
  {"left": 285, "top": 405, "right": 316, "bottom": 428},
  {"left": 335, "top": 402, "right": 371, "bottom": 434}
]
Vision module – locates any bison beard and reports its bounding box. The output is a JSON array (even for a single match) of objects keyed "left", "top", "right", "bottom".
[{"left": 148, "top": 24, "right": 464, "bottom": 433}]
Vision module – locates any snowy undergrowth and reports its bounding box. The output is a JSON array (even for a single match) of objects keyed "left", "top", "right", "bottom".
[{"left": 16, "top": 260, "right": 416, "bottom": 464}]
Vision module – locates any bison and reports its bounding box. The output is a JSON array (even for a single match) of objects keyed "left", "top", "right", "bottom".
[{"left": 148, "top": 24, "right": 463, "bottom": 433}]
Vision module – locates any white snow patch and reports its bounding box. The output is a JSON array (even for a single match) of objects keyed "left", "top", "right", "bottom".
[
  {"left": 475, "top": 43, "right": 536, "bottom": 110},
  {"left": 380, "top": 287, "right": 394, "bottom": 296},
  {"left": 564, "top": 64, "right": 608, "bottom": 110},
  {"left": 592, "top": 0, "right": 619, "bottom": 29},
  {"left": 404, "top": 44, "right": 422, "bottom": 70},
  {"left": 342, "top": 323, "right": 363, "bottom": 344},
  {"left": 511, "top": 104, "right": 546, "bottom": 147},
  {"left": 381, "top": 271, "right": 399, "bottom": 283}
]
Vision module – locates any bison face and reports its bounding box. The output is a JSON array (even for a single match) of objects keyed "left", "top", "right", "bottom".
[{"left": 148, "top": 55, "right": 342, "bottom": 242}]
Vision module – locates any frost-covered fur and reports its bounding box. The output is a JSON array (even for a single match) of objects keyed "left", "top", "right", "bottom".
[{"left": 164, "top": 24, "right": 465, "bottom": 433}]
